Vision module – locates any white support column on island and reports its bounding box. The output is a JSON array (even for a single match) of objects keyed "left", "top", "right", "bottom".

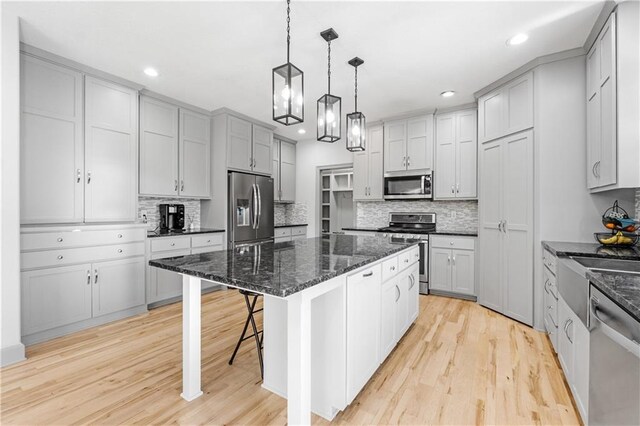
[
  {"left": 181, "top": 274, "right": 204, "bottom": 402},
  {"left": 287, "top": 291, "right": 312, "bottom": 425}
]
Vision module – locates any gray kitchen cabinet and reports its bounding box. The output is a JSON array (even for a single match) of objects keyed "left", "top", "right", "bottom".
[
  {"left": 353, "top": 124, "right": 383, "bottom": 201},
  {"left": 252, "top": 124, "right": 273, "bottom": 175},
  {"left": 435, "top": 108, "right": 477, "bottom": 199},
  {"left": 383, "top": 115, "right": 434, "bottom": 174},
  {"left": 148, "top": 249, "right": 190, "bottom": 303},
  {"left": 84, "top": 76, "right": 138, "bottom": 222},
  {"left": 384, "top": 120, "right": 407, "bottom": 173},
  {"left": 21, "top": 263, "right": 93, "bottom": 336},
  {"left": 139, "top": 96, "right": 179, "bottom": 196},
  {"left": 226, "top": 115, "right": 273, "bottom": 176},
  {"left": 429, "top": 236, "right": 476, "bottom": 297},
  {"left": 273, "top": 137, "right": 296, "bottom": 202},
  {"left": 92, "top": 257, "right": 145, "bottom": 317},
  {"left": 20, "top": 54, "right": 84, "bottom": 224},
  {"left": 179, "top": 109, "right": 211, "bottom": 197}
]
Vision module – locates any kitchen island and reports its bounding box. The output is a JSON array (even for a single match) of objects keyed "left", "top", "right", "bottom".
[{"left": 149, "top": 234, "right": 420, "bottom": 424}]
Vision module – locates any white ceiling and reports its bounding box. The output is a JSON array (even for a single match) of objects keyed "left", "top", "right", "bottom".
[{"left": 6, "top": 0, "right": 603, "bottom": 141}]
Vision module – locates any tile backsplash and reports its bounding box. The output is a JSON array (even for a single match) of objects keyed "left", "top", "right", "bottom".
[
  {"left": 356, "top": 200, "right": 478, "bottom": 232},
  {"left": 275, "top": 202, "right": 308, "bottom": 226},
  {"left": 138, "top": 197, "right": 201, "bottom": 231}
]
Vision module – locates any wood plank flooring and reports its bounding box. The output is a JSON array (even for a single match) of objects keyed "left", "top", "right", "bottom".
[{"left": 1, "top": 291, "right": 580, "bottom": 425}]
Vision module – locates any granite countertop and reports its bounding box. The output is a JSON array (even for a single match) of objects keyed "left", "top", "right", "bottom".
[
  {"left": 542, "top": 241, "right": 640, "bottom": 261},
  {"left": 341, "top": 227, "right": 478, "bottom": 237},
  {"left": 587, "top": 270, "right": 640, "bottom": 322},
  {"left": 274, "top": 223, "right": 308, "bottom": 228},
  {"left": 147, "top": 228, "right": 225, "bottom": 238},
  {"left": 149, "top": 235, "right": 418, "bottom": 298},
  {"left": 429, "top": 230, "right": 478, "bottom": 237},
  {"left": 342, "top": 227, "right": 380, "bottom": 232}
]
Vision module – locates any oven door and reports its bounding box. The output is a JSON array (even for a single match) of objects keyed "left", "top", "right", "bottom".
[{"left": 384, "top": 173, "right": 432, "bottom": 200}]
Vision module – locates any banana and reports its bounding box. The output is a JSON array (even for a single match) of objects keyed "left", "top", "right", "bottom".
[{"left": 601, "top": 233, "right": 620, "bottom": 244}]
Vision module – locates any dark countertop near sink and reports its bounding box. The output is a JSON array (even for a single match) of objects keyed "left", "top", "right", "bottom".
[
  {"left": 542, "top": 241, "right": 640, "bottom": 261},
  {"left": 147, "top": 228, "right": 225, "bottom": 238},
  {"left": 149, "top": 235, "right": 418, "bottom": 298},
  {"left": 587, "top": 270, "right": 640, "bottom": 322},
  {"left": 274, "top": 223, "right": 308, "bottom": 228},
  {"left": 342, "top": 227, "right": 478, "bottom": 237}
]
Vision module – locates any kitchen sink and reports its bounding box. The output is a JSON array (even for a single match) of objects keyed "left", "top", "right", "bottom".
[{"left": 570, "top": 256, "right": 640, "bottom": 274}]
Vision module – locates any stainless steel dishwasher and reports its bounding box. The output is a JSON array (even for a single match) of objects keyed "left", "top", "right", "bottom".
[{"left": 589, "top": 285, "right": 640, "bottom": 425}]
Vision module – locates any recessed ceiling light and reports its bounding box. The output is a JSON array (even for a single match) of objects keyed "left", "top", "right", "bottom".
[
  {"left": 441, "top": 91, "right": 455, "bottom": 98},
  {"left": 298, "top": 129, "right": 306, "bottom": 134},
  {"left": 507, "top": 33, "right": 529, "bottom": 46},
  {"left": 144, "top": 67, "right": 159, "bottom": 77}
]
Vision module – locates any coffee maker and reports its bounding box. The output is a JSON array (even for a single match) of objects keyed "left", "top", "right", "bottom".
[{"left": 159, "top": 204, "right": 185, "bottom": 231}]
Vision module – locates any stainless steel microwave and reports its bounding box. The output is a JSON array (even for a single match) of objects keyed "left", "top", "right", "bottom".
[{"left": 383, "top": 171, "right": 432, "bottom": 199}]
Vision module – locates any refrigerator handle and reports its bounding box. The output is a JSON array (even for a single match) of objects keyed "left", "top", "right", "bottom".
[
  {"left": 256, "top": 183, "right": 262, "bottom": 229},
  {"left": 252, "top": 184, "right": 259, "bottom": 230}
]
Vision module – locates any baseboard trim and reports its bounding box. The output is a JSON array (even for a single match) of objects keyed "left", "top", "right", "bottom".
[{"left": 1, "top": 343, "right": 26, "bottom": 367}]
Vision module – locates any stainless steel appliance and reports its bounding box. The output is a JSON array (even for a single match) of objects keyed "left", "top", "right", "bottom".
[
  {"left": 228, "top": 172, "right": 274, "bottom": 248},
  {"left": 589, "top": 285, "right": 640, "bottom": 425},
  {"left": 383, "top": 171, "right": 432, "bottom": 200},
  {"left": 378, "top": 212, "right": 436, "bottom": 294},
  {"left": 159, "top": 204, "right": 185, "bottom": 231}
]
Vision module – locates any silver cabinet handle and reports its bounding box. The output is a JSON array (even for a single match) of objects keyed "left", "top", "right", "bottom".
[
  {"left": 117, "top": 249, "right": 123, "bottom": 253},
  {"left": 87, "top": 171, "right": 91, "bottom": 184},
  {"left": 456, "top": 183, "right": 459, "bottom": 193},
  {"left": 447, "top": 256, "right": 451, "bottom": 264},
  {"left": 596, "top": 161, "right": 601, "bottom": 178},
  {"left": 452, "top": 256, "right": 456, "bottom": 265},
  {"left": 94, "top": 269, "right": 99, "bottom": 284},
  {"left": 77, "top": 169, "right": 81, "bottom": 183},
  {"left": 362, "top": 271, "right": 373, "bottom": 277},
  {"left": 87, "top": 270, "right": 91, "bottom": 285},
  {"left": 57, "top": 255, "right": 64, "bottom": 260},
  {"left": 402, "top": 156, "right": 406, "bottom": 167},
  {"left": 181, "top": 180, "right": 184, "bottom": 191},
  {"left": 497, "top": 221, "right": 502, "bottom": 232},
  {"left": 117, "top": 233, "right": 123, "bottom": 238},
  {"left": 170, "top": 242, "right": 175, "bottom": 246},
  {"left": 451, "top": 185, "right": 455, "bottom": 194},
  {"left": 502, "top": 220, "right": 507, "bottom": 232},
  {"left": 207, "top": 239, "right": 211, "bottom": 243},
  {"left": 564, "top": 319, "right": 573, "bottom": 343},
  {"left": 174, "top": 180, "right": 178, "bottom": 191},
  {"left": 407, "top": 156, "right": 410, "bottom": 167},
  {"left": 544, "top": 280, "right": 550, "bottom": 294},
  {"left": 390, "top": 266, "right": 396, "bottom": 271},
  {"left": 450, "top": 241, "right": 454, "bottom": 245},
  {"left": 57, "top": 237, "right": 64, "bottom": 242},
  {"left": 548, "top": 309, "right": 558, "bottom": 328},
  {"left": 592, "top": 162, "right": 597, "bottom": 177},
  {"left": 404, "top": 258, "right": 409, "bottom": 263},
  {"left": 409, "top": 275, "right": 415, "bottom": 289},
  {"left": 395, "top": 285, "right": 400, "bottom": 302}
]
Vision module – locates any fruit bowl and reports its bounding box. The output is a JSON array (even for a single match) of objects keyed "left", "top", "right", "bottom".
[{"left": 594, "top": 231, "right": 639, "bottom": 247}]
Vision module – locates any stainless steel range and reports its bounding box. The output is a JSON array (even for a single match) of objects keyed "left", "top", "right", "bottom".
[{"left": 378, "top": 212, "right": 436, "bottom": 295}]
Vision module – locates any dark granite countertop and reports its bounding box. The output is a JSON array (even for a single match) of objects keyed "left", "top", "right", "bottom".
[
  {"left": 542, "top": 241, "right": 640, "bottom": 261},
  {"left": 342, "top": 227, "right": 380, "bottom": 232},
  {"left": 342, "top": 227, "right": 477, "bottom": 237},
  {"left": 274, "top": 223, "right": 308, "bottom": 228},
  {"left": 587, "top": 270, "right": 640, "bottom": 322},
  {"left": 429, "top": 230, "right": 478, "bottom": 237},
  {"left": 149, "top": 235, "right": 418, "bottom": 298},
  {"left": 147, "top": 228, "right": 225, "bottom": 238}
]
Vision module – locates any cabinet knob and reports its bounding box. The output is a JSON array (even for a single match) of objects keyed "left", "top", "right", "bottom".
[
  {"left": 404, "top": 259, "right": 409, "bottom": 263},
  {"left": 117, "top": 249, "right": 123, "bottom": 253},
  {"left": 207, "top": 240, "right": 211, "bottom": 243},
  {"left": 57, "top": 255, "right": 64, "bottom": 260},
  {"left": 117, "top": 233, "right": 123, "bottom": 238},
  {"left": 391, "top": 266, "right": 395, "bottom": 271},
  {"left": 57, "top": 237, "right": 64, "bottom": 242},
  {"left": 450, "top": 241, "right": 454, "bottom": 245},
  {"left": 171, "top": 242, "right": 175, "bottom": 246}
]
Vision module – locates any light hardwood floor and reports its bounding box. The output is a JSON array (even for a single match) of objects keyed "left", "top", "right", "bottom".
[{"left": 1, "top": 292, "right": 580, "bottom": 425}]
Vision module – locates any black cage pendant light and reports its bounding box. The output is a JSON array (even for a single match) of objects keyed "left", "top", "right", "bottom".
[
  {"left": 317, "top": 28, "right": 341, "bottom": 142},
  {"left": 346, "top": 57, "right": 365, "bottom": 152},
  {"left": 272, "top": 0, "right": 303, "bottom": 125}
]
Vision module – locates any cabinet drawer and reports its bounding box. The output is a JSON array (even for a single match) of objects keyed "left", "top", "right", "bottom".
[
  {"left": 543, "top": 249, "right": 557, "bottom": 275},
  {"left": 191, "top": 246, "right": 223, "bottom": 255},
  {"left": 22, "top": 242, "right": 145, "bottom": 270},
  {"left": 544, "top": 266, "right": 558, "bottom": 299},
  {"left": 21, "top": 228, "right": 146, "bottom": 251},
  {"left": 150, "top": 237, "right": 190, "bottom": 252},
  {"left": 398, "top": 248, "right": 417, "bottom": 270},
  {"left": 430, "top": 236, "right": 475, "bottom": 250},
  {"left": 191, "top": 233, "right": 223, "bottom": 248},
  {"left": 382, "top": 256, "right": 399, "bottom": 282},
  {"left": 347, "top": 264, "right": 381, "bottom": 284},
  {"left": 275, "top": 228, "right": 291, "bottom": 238},
  {"left": 290, "top": 226, "right": 307, "bottom": 236}
]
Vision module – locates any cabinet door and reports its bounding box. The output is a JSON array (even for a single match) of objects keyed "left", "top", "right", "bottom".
[
  {"left": 346, "top": 265, "right": 381, "bottom": 403},
  {"left": 148, "top": 249, "right": 190, "bottom": 303},
  {"left": 384, "top": 120, "right": 407, "bottom": 173},
  {"left": 455, "top": 110, "right": 478, "bottom": 198},
  {"left": 504, "top": 72, "right": 534, "bottom": 135},
  {"left": 435, "top": 113, "right": 456, "bottom": 199},
  {"left": 597, "top": 13, "right": 617, "bottom": 187},
  {"left": 84, "top": 76, "right": 138, "bottom": 222},
  {"left": 572, "top": 320, "right": 590, "bottom": 422},
  {"left": 352, "top": 150, "right": 369, "bottom": 201},
  {"left": 407, "top": 264, "right": 420, "bottom": 323},
  {"left": 21, "top": 264, "right": 92, "bottom": 335},
  {"left": 179, "top": 109, "right": 211, "bottom": 198},
  {"left": 429, "top": 248, "right": 451, "bottom": 291},
  {"left": 252, "top": 124, "right": 273, "bottom": 175},
  {"left": 139, "top": 96, "right": 179, "bottom": 196},
  {"left": 478, "top": 90, "right": 503, "bottom": 143},
  {"left": 557, "top": 296, "right": 574, "bottom": 384},
  {"left": 380, "top": 278, "right": 397, "bottom": 360},
  {"left": 227, "top": 116, "right": 252, "bottom": 171},
  {"left": 273, "top": 140, "right": 280, "bottom": 201},
  {"left": 280, "top": 140, "right": 296, "bottom": 201},
  {"left": 394, "top": 270, "right": 409, "bottom": 340},
  {"left": 406, "top": 115, "right": 433, "bottom": 171},
  {"left": 367, "top": 125, "right": 384, "bottom": 199},
  {"left": 20, "top": 54, "right": 84, "bottom": 224},
  {"left": 478, "top": 139, "right": 503, "bottom": 312},
  {"left": 451, "top": 249, "right": 475, "bottom": 296},
  {"left": 93, "top": 257, "right": 145, "bottom": 317}
]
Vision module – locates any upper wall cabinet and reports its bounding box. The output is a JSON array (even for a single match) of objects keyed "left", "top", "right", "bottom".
[
  {"left": 139, "top": 96, "right": 211, "bottom": 198},
  {"left": 226, "top": 115, "right": 273, "bottom": 176},
  {"left": 586, "top": 3, "right": 640, "bottom": 191},
  {"left": 435, "top": 109, "right": 477, "bottom": 199},
  {"left": 478, "top": 72, "right": 533, "bottom": 143},
  {"left": 353, "top": 124, "right": 384, "bottom": 201},
  {"left": 273, "top": 137, "right": 296, "bottom": 203},
  {"left": 383, "top": 115, "right": 433, "bottom": 174}
]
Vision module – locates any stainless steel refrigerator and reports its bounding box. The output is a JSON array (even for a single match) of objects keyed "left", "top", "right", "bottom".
[{"left": 228, "top": 172, "right": 274, "bottom": 248}]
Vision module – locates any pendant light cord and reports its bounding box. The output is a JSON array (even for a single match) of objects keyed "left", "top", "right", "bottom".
[
  {"left": 327, "top": 39, "right": 332, "bottom": 94},
  {"left": 286, "top": 0, "right": 291, "bottom": 62},
  {"left": 354, "top": 65, "right": 358, "bottom": 112}
]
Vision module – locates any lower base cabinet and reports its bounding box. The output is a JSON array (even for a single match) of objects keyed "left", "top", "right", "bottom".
[
  {"left": 92, "top": 258, "right": 145, "bottom": 317},
  {"left": 274, "top": 225, "right": 307, "bottom": 243},
  {"left": 429, "top": 236, "right": 476, "bottom": 297}
]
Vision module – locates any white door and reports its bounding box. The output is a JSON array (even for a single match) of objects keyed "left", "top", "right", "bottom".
[
  {"left": 586, "top": 44, "right": 601, "bottom": 189},
  {"left": 394, "top": 270, "right": 409, "bottom": 338},
  {"left": 478, "top": 90, "right": 503, "bottom": 143},
  {"left": 380, "top": 278, "right": 397, "bottom": 360},
  {"left": 502, "top": 130, "right": 533, "bottom": 326},
  {"left": 384, "top": 120, "right": 407, "bottom": 173},
  {"left": 227, "top": 116, "right": 252, "bottom": 172},
  {"left": 557, "top": 296, "right": 574, "bottom": 383},
  {"left": 139, "top": 96, "right": 179, "bottom": 196},
  {"left": 435, "top": 113, "right": 456, "bottom": 198},
  {"left": 451, "top": 249, "right": 475, "bottom": 296},
  {"left": 504, "top": 72, "right": 534, "bottom": 135},
  {"left": 84, "top": 76, "right": 138, "bottom": 222},
  {"left": 352, "top": 150, "right": 368, "bottom": 201},
  {"left": 20, "top": 54, "right": 84, "bottom": 224},
  {"left": 455, "top": 110, "right": 478, "bottom": 198},
  {"left": 407, "top": 264, "right": 420, "bottom": 323},
  {"left": 21, "top": 264, "right": 93, "bottom": 335},
  {"left": 252, "top": 124, "right": 273, "bottom": 175},
  {"left": 179, "top": 109, "right": 210, "bottom": 198},
  {"left": 406, "top": 115, "right": 433, "bottom": 171},
  {"left": 92, "top": 257, "right": 145, "bottom": 317},
  {"left": 597, "top": 14, "right": 617, "bottom": 187},
  {"left": 429, "top": 248, "right": 451, "bottom": 291},
  {"left": 279, "top": 140, "right": 296, "bottom": 201},
  {"left": 368, "top": 125, "right": 384, "bottom": 199},
  {"left": 478, "top": 139, "right": 503, "bottom": 312}
]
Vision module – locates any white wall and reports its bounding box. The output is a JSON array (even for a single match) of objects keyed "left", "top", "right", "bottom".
[
  {"left": 1, "top": 10, "right": 26, "bottom": 366},
  {"left": 295, "top": 139, "right": 353, "bottom": 237}
]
